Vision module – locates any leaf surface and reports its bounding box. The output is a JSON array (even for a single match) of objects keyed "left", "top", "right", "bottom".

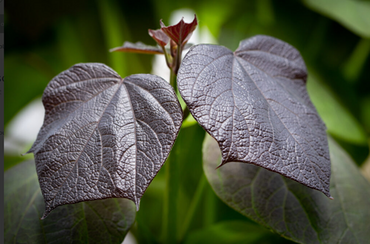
[
  {"left": 110, "top": 41, "right": 164, "bottom": 54},
  {"left": 178, "top": 35, "right": 331, "bottom": 197},
  {"left": 160, "top": 15, "right": 197, "bottom": 46},
  {"left": 28, "top": 63, "right": 183, "bottom": 218},
  {"left": 203, "top": 134, "right": 370, "bottom": 244},
  {"left": 148, "top": 29, "right": 170, "bottom": 47},
  {"left": 184, "top": 220, "right": 290, "bottom": 244},
  {"left": 4, "top": 160, "right": 136, "bottom": 244},
  {"left": 307, "top": 70, "right": 367, "bottom": 145},
  {"left": 304, "top": 0, "right": 370, "bottom": 38}
]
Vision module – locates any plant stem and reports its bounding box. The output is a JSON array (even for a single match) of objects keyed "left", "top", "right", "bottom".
[
  {"left": 162, "top": 46, "right": 172, "bottom": 70},
  {"left": 169, "top": 43, "right": 182, "bottom": 93},
  {"left": 163, "top": 43, "right": 186, "bottom": 243},
  {"left": 170, "top": 70, "right": 177, "bottom": 93},
  {"left": 183, "top": 106, "right": 190, "bottom": 120},
  {"left": 162, "top": 150, "right": 179, "bottom": 244},
  {"left": 163, "top": 69, "right": 180, "bottom": 244},
  {"left": 174, "top": 43, "right": 182, "bottom": 75},
  {"left": 178, "top": 174, "right": 207, "bottom": 242}
]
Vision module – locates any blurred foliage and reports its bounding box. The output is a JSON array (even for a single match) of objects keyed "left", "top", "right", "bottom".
[
  {"left": 303, "top": 0, "right": 370, "bottom": 38},
  {"left": 4, "top": 0, "right": 370, "bottom": 243}
]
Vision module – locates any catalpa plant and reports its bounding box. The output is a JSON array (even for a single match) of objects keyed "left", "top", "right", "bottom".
[{"left": 28, "top": 15, "right": 331, "bottom": 219}]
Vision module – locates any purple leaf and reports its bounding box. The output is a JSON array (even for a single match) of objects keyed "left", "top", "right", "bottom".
[
  {"left": 110, "top": 41, "right": 164, "bottom": 54},
  {"left": 160, "top": 15, "right": 197, "bottom": 46},
  {"left": 178, "top": 35, "right": 332, "bottom": 197},
  {"left": 148, "top": 29, "right": 170, "bottom": 47},
  {"left": 203, "top": 134, "right": 370, "bottom": 243},
  {"left": 4, "top": 160, "right": 136, "bottom": 242},
  {"left": 28, "top": 63, "right": 183, "bottom": 218}
]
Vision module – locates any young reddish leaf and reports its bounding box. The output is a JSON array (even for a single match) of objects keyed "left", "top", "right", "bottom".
[
  {"left": 110, "top": 41, "right": 163, "bottom": 54},
  {"left": 28, "top": 63, "right": 183, "bottom": 218},
  {"left": 160, "top": 15, "right": 197, "bottom": 46},
  {"left": 148, "top": 29, "right": 170, "bottom": 47},
  {"left": 178, "top": 35, "right": 332, "bottom": 198}
]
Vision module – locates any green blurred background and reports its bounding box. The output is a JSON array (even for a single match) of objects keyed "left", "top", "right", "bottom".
[{"left": 4, "top": 0, "right": 370, "bottom": 243}]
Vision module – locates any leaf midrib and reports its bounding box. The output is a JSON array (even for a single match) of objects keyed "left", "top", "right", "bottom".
[
  {"left": 233, "top": 56, "right": 326, "bottom": 195},
  {"left": 47, "top": 79, "right": 125, "bottom": 210}
]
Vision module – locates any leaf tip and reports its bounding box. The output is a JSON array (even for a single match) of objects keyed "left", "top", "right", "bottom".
[
  {"left": 322, "top": 189, "right": 333, "bottom": 199},
  {"left": 24, "top": 144, "right": 36, "bottom": 155},
  {"left": 41, "top": 210, "right": 50, "bottom": 220},
  {"left": 135, "top": 197, "right": 141, "bottom": 211},
  {"left": 159, "top": 19, "right": 166, "bottom": 28},
  {"left": 215, "top": 159, "right": 228, "bottom": 169},
  {"left": 41, "top": 201, "right": 56, "bottom": 219}
]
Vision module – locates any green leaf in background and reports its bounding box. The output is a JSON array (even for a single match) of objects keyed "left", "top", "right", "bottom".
[
  {"left": 4, "top": 155, "right": 33, "bottom": 171},
  {"left": 4, "top": 54, "right": 53, "bottom": 126},
  {"left": 197, "top": 0, "right": 237, "bottom": 38},
  {"left": 303, "top": 0, "right": 370, "bottom": 38},
  {"left": 361, "top": 96, "right": 370, "bottom": 133},
  {"left": 256, "top": 0, "right": 275, "bottom": 27},
  {"left": 184, "top": 220, "right": 294, "bottom": 244},
  {"left": 57, "top": 18, "right": 88, "bottom": 67},
  {"left": 4, "top": 160, "right": 136, "bottom": 244},
  {"left": 203, "top": 134, "right": 370, "bottom": 244},
  {"left": 97, "top": 0, "right": 129, "bottom": 76},
  {"left": 132, "top": 123, "right": 205, "bottom": 243},
  {"left": 342, "top": 38, "right": 370, "bottom": 83},
  {"left": 307, "top": 70, "right": 367, "bottom": 146}
]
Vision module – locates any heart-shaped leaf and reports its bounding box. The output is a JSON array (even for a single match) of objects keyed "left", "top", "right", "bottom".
[
  {"left": 5, "top": 160, "right": 136, "bottom": 244},
  {"left": 28, "top": 63, "right": 183, "bottom": 218},
  {"left": 110, "top": 41, "right": 164, "bottom": 54},
  {"left": 203, "top": 134, "right": 370, "bottom": 244},
  {"left": 178, "top": 35, "right": 331, "bottom": 197}
]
